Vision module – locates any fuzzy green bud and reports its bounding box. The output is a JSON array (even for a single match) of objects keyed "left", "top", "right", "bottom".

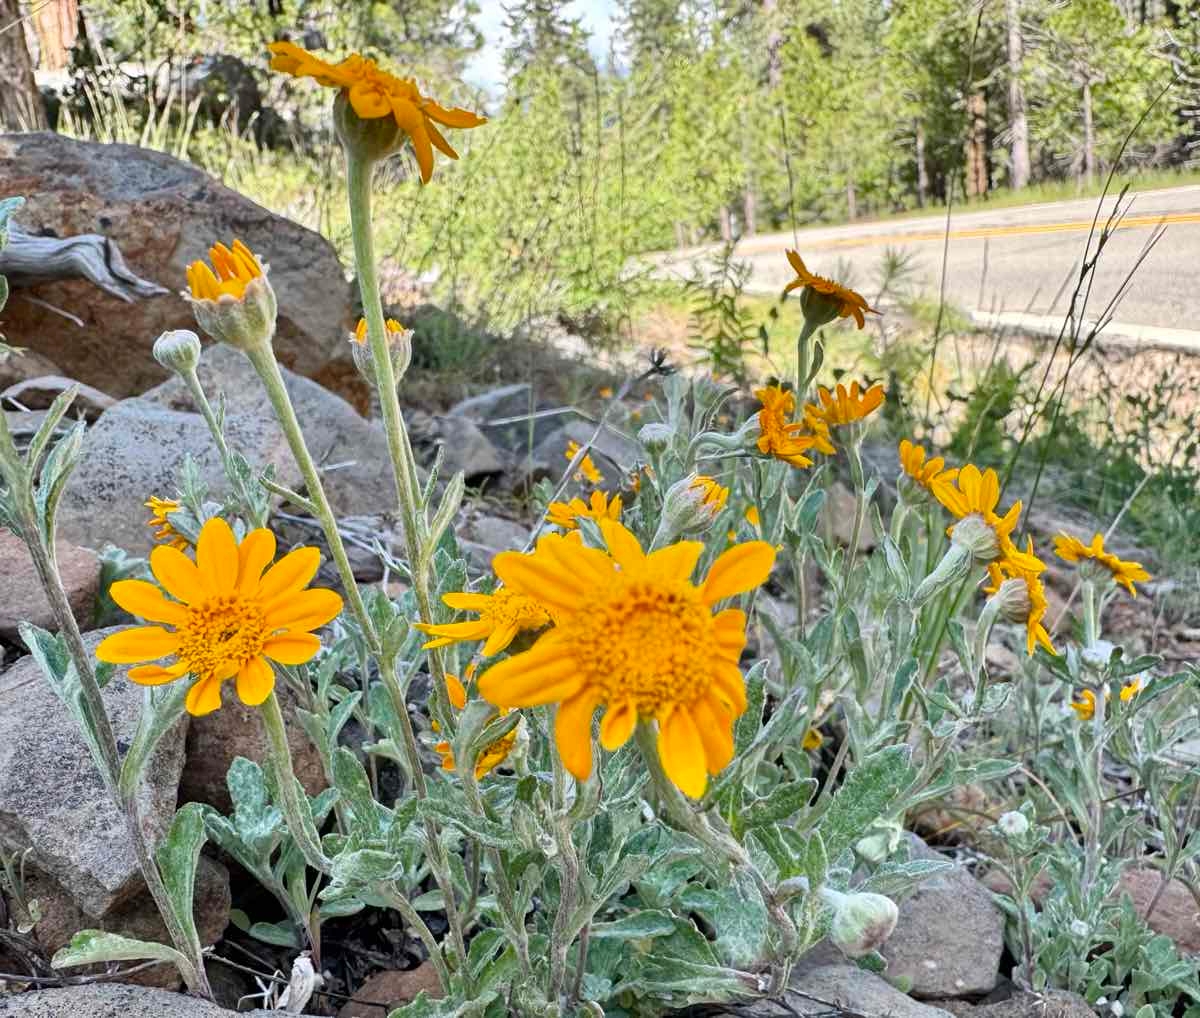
[
  {"left": 350, "top": 317, "right": 413, "bottom": 388},
  {"left": 950, "top": 513, "right": 1002, "bottom": 563},
  {"left": 990, "top": 576, "right": 1032, "bottom": 624},
  {"left": 912, "top": 542, "right": 973, "bottom": 607},
  {"left": 152, "top": 329, "right": 203, "bottom": 376},
  {"left": 822, "top": 888, "right": 900, "bottom": 958},
  {"left": 333, "top": 92, "right": 407, "bottom": 166},
  {"left": 800, "top": 286, "right": 843, "bottom": 330},
  {"left": 638, "top": 421, "right": 673, "bottom": 453},
  {"left": 656, "top": 473, "right": 728, "bottom": 543}
]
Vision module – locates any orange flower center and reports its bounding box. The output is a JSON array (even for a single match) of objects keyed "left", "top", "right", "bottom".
[
  {"left": 566, "top": 574, "right": 717, "bottom": 716},
  {"left": 484, "top": 589, "right": 552, "bottom": 631},
  {"left": 178, "top": 595, "right": 270, "bottom": 680}
]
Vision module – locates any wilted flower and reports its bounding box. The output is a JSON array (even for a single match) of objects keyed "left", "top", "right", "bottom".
[
  {"left": 754, "top": 383, "right": 825, "bottom": 468},
  {"left": 546, "top": 490, "right": 623, "bottom": 531},
  {"left": 565, "top": 440, "right": 604, "bottom": 485},
  {"left": 935, "top": 464, "right": 1034, "bottom": 566},
  {"left": 144, "top": 495, "right": 188, "bottom": 551},
  {"left": 806, "top": 381, "right": 885, "bottom": 428},
  {"left": 183, "top": 239, "right": 277, "bottom": 351},
  {"left": 783, "top": 250, "right": 880, "bottom": 329},
  {"left": 350, "top": 316, "right": 413, "bottom": 386},
  {"left": 477, "top": 520, "right": 776, "bottom": 798},
  {"left": 96, "top": 518, "right": 343, "bottom": 715},
  {"left": 416, "top": 587, "right": 552, "bottom": 657},
  {"left": 983, "top": 538, "right": 1055, "bottom": 656},
  {"left": 267, "top": 42, "right": 485, "bottom": 181},
  {"left": 1070, "top": 678, "right": 1143, "bottom": 721},
  {"left": 1054, "top": 531, "right": 1150, "bottom": 597}
]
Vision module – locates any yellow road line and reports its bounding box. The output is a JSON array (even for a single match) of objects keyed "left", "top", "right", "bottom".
[{"left": 734, "top": 210, "right": 1200, "bottom": 254}]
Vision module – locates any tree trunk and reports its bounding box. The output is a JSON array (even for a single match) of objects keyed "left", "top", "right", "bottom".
[
  {"left": 964, "top": 90, "right": 989, "bottom": 199},
  {"left": 1006, "top": 0, "right": 1031, "bottom": 189},
  {"left": 1082, "top": 78, "right": 1096, "bottom": 186},
  {"left": 33, "top": 0, "right": 78, "bottom": 71},
  {"left": 0, "top": 0, "right": 48, "bottom": 130},
  {"left": 915, "top": 119, "right": 929, "bottom": 208},
  {"left": 763, "top": 0, "right": 782, "bottom": 88},
  {"left": 743, "top": 185, "right": 757, "bottom": 237},
  {"left": 719, "top": 205, "right": 733, "bottom": 243}
]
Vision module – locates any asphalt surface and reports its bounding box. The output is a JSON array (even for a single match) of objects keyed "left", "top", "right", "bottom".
[{"left": 657, "top": 184, "right": 1200, "bottom": 348}]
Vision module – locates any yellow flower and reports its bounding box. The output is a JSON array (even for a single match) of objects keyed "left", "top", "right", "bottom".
[
  {"left": 754, "top": 384, "right": 825, "bottom": 468},
  {"left": 144, "top": 496, "right": 188, "bottom": 551},
  {"left": 433, "top": 667, "right": 518, "bottom": 779},
  {"left": 802, "top": 727, "right": 823, "bottom": 752},
  {"left": 983, "top": 537, "right": 1055, "bottom": 656},
  {"left": 186, "top": 240, "right": 263, "bottom": 301},
  {"left": 744, "top": 506, "right": 761, "bottom": 530},
  {"left": 415, "top": 587, "right": 552, "bottom": 657},
  {"left": 933, "top": 463, "right": 1039, "bottom": 566},
  {"left": 477, "top": 520, "right": 776, "bottom": 798},
  {"left": 599, "top": 386, "right": 614, "bottom": 399},
  {"left": 565, "top": 440, "right": 604, "bottom": 485},
  {"left": 1071, "top": 678, "right": 1143, "bottom": 720},
  {"left": 96, "top": 518, "right": 343, "bottom": 716},
  {"left": 689, "top": 475, "right": 729, "bottom": 513},
  {"left": 353, "top": 317, "right": 406, "bottom": 343},
  {"left": 783, "top": 250, "right": 880, "bottom": 329},
  {"left": 546, "top": 490, "right": 623, "bottom": 531},
  {"left": 267, "top": 41, "right": 486, "bottom": 183},
  {"left": 806, "top": 381, "right": 885, "bottom": 428},
  {"left": 898, "top": 440, "right": 958, "bottom": 503},
  {"left": 1054, "top": 532, "right": 1150, "bottom": 597}
]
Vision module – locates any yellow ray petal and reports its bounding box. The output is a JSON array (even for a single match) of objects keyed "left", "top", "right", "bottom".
[
  {"left": 599, "top": 519, "right": 646, "bottom": 570},
  {"left": 185, "top": 673, "right": 224, "bottom": 716},
  {"left": 481, "top": 621, "right": 520, "bottom": 657},
  {"left": 257, "top": 546, "right": 321, "bottom": 601},
  {"left": 264, "top": 588, "right": 344, "bottom": 633},
  {"left": 236, "top": 656, "right": 275, "bottom": 707},
  {"left": 555, "top": 687, "right": 601, "bottom": 781},
  {"left": 109, "top": 579, "right": 188, "bottom": 625},
  {"left": 95, "top": 626, "right": 181, "bottom": 664},
  {"left": 261, "top": 632, "right": 321, "bottom": 665},
  {"left": 646, "top": 541, "right": 703, "bottom": 581},
  {"left": 492, "top": 548, "right": 590, "bottom": 615},
  {"left": 238, "top": 529, "right": 277, "bottom": 595},
  {"left": 127, "top": 662, "right": 189, "bottom": 686},
  {"left": 150, "top": 544, "right": 209, "bottom": 605},
  {"left": 196, "top": 517, "right": 239, "bottom": 594},
  {"left": 477, "top": 640, "right": 584, "bottom": 708},
  {"left": 599, "top": 699, "right": 637, "bottom": 751},
  {"left": 702, "top": 541, "right": 776, "bottom": 605},
  {"left": 691, "top": 695, "right": 735, "bottom": 773},
  {"left": 658, "top": 707, "right": 707, "bottom": 798}
]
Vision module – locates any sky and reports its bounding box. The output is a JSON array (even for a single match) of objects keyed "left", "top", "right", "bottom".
[{"left": 463, "top": 0, "right": 619, "bottom": 93}]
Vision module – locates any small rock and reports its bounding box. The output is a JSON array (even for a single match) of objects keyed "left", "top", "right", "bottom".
[
  {"left": 1, "top": 375, "right": 116, "bottom": 421},
  {"left": 0, "top": 982, "right": 291, "bottom": 1016},
  {"left": 782, "top": 964, "right": 957, "bottom": 1017},
  {"left": 0, "top": 627, "right": 188, "bottom": 917},
  {"left": 56, "top": 396, "right": 302, "bottom": 556},
  {"left": 460, "top": 513, "right": 529, "bottom": 570},
  {"left": 1116, "top": 866, "right": 1200, "bottom": 955},
  {"left": 0, "top": 348, "right": 62, "bottom": 390},
  {"left": 409, "top": 410, "right": 505, "bottom": 487},
  {"left": 880, "top": 836, "right": 1005, "bottom": 998},
  {"left": 338, "top": 961, "right": 444, "bottom": 1018},
  {"left": 0, "top": 530, "right": 100, "bottom": 641},
  {"left": 933, "top": 989, "right": 1095, "bottom": 1018},
  {"left": 533, "top": 419, "right": 640, "bottom": 479},
  {"left": 820, "top": 480, "right": 879, "bottom": 551},
  {"left": 24, "top": 856, "right": 230, "bottom": 991},
  {"left": 179, "top": 682, "right": 325, "bottom": 815}
]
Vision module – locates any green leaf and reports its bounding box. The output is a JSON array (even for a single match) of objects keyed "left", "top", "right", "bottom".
[
  {"left": 859, "top": 858, "right": 952, "bottom": 898},
  {"left": 419, "top": 783, "right": 515, "bottom": 850},
  {"left": 154, "top": 803, "right": 208, "bottom": 957},
  {"left": 248, "top": 920, "right": 303, "bottom": 948},
  {"left": 51, "top": 930, "right": 186, "bottom": 972},
  {"left": 589, "top": 910, "right": 677, "bottom": 940},
  {"left": 35, "top": 419, "right": 85, "bottom": 543},
  {"left": 818, "top": 745, "right": 916, "bottom": 862},
  {"left": 118, "top": 682, "right": 188, "bottom": 802},
  {"left": 27, "top": 385, "right": 80, "bottom": 482},
  {"left": 743, "top": 779, "right": 817, "bottom": 828},
  {"left": 333, "top": 746, "right": 387, "bottom": 839}
]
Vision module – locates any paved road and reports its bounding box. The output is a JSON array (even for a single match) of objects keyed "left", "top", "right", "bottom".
[{"left": 657, "top": 185, "right": 1200, "bottom": 349}]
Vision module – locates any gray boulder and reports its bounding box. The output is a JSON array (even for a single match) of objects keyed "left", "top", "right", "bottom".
[
  {"left": 0, "top": 530, "right": 100, "bottom": 641},
  {"left": 0, "top": 983, "right": 291, "bottom": 1016}
]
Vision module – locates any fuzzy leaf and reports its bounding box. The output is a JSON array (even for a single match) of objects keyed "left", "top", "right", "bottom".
[
  {"left": 52, "top": 930, "right": 186, "bottom": 971},
  {"left": 819, "top": 745, "right": 916, "bottom": 862}
]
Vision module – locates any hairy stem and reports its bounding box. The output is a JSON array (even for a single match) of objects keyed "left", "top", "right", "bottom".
[{"left": 261, "top": 690, "right": 331, "bottom": 874}]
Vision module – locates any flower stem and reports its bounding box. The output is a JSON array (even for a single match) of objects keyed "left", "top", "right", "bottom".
[{"left": 261, "top": 690, "right": 331, "bottom": 874}]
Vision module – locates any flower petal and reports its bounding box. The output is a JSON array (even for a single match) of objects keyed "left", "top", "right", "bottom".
[
  {"left": 348, "top": 80, "right": 391, "bottom": 119},
  {"left": 256, "top": 547, "right": 321, "bottom": 601},
  {"left": 445, "top": 673, "right": 468, "bottom": 710},
  {"left": 646, "top": 541, "right": 703, "bottom": 581},
  {"left": 127, "top": 662, "right": 189, "bottom": 686},
  {"left": 712, "top": 608, "right": 748, "bottom": 659},
  {"left": 691, "top": 695, "right": 735, "bottom": 773},
  {"left": 236, "top": 656, "right": 275, "bottom": 707},
  {"left": 493, "top": 545, "right": 591, "bottom": 615},
  {"left": 196, "top": 517, "right": 239, "bottom": 594},
  {"left": 702, "top": 541, "right": 776, "bottom": 605},
  {"left": 422, "top": 100, "right": 487, "bottom": 128},
  {"left": 477, "top": 638, "right": 584, "bottom": 708},
  {"left": 443, "top": 592, "right": 494, "bottom": 611},
  {"left": 264, "top": 588, "right": 344, "bottom": 633},
  {"left": 415, "top": 620, "right": 493, "bottom": 649},
  {"left": 599, "top": 519, "right": 645, "bottom": 570},
  {"left": 555, "top": 688, "right": 601, "bottom": 781},
  {"left": 262, "top": 632, "right": 322, "bottom": 665},
  {"left": 185, "top": 674, "right": 224, "bottom": 716},
  {"left": 599, "top": 699, "right": 637, "bottom": 751},
  {"left": 95, "top": 626, "right": 181, "bottom": 664},
  {"left": 109, "top": 579, "right": 187, "bottom": 625},
  {"left": 658, "top": 707, "right": 707, "bottom": 798},
  {"left": 150, "top": 545, "right": 208, "bottom": 605},
  {"left": 481, "top": 621, "right": 520, "bottom": 657},
  {"left": 238, "top": 529, "right": 277, "bottom": 595}
]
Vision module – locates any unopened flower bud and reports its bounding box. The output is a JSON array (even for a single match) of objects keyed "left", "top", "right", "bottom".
[
  {"left": 950, "top": 513, "right": 1001, "bottom": 563},
  {"left": 822, "top": 888, "right": 900, "bottom": 958},
  {"left": 1069, "top": 919, "right": 1090, "bottom": 938},
  {"left": 1081, "top": 639, "right": 1114, "bottom": 670},
  {"left": 912, "top": 542, "right": 973, "bottom": 607},
  {"left": 152, "top": 329, "right": 202, "bottom": 375},
  {"left": 989, "top": 577, "right": 1032, "bottom": 624},
  {"left": 183, "top": 239, "right": 276, "bottom": 352},
  {"left": 997, "top": 811, "right": 1029, "bottom": 838},
  {"left": 658, "top": 473, "right": 729, "bottom": 542},
  {"left": 350, "top": 317, "right": 413, "bottom": 387},
  {"left": 638, "top": 421, "right": 674, "bottom": 453}
]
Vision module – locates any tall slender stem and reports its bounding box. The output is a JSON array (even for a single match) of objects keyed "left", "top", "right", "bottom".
[{"left": 261, "top": 690, "right": 331, "bottom": 873}]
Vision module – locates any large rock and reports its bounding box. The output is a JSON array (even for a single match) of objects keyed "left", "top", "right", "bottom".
[
  {"left": 0, "top": 983, "right": 291, "bottom": 1017},
  {"left": 408, "top": 410, "right": 505, "bottom": 488},
  {"left": 338, "top": 961, "right": 443, "bottom": 1018},
  {"left": 0, "top": 132, "right": 356, "bottom": 400},
  {"left": 781, "top": 964, "right": 957, "bottom": 1017},
  {"left": 142, "top": 343, "right": 395, "bottom": 518},
  {"left": 881, "top": 837, "right": 1005, "bottom": 998},
  {"left": 24, "top": 856, "right": 230, "bottom": 991},
  {"left": 55, "top": 396, "right": 301, "bottom": 556},
  {"left": 533, "top": 418, "right": 640, "bottom": 480},
  {"left": 0, "top": 627, "right": 188, "bottom": 917},
  {"left": 934, "top": 989, "right": 1095, "bottom": 1018},
  {"left": 0, "top": 530, "right": 100, "bottom": 640}
]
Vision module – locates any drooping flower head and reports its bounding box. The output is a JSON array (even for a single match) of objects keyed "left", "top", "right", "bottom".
[
  {"left": 754, "top": 383, "right": 826, "bottom": 468},
  {"left": 184, "top": 239, "right": 277, "bottom": 351},
  {"left": 432, "top": 666, "right": 519, "bottom": 779},
  {"left": 806, "top": 381, "right": 885, "bottom": 428},
  {"left": 783, "top": 250, "right": 880, "bottom": 329},
  {"left": 565, "top": 440, "right": 604, "bottom": 485},
  {"left": 477, "top": 520, "right": 776, "bottom": 798},
  {"left": 96, "top": 518, "right": 343, "bottom": 715},
  {"left": 1054, "top": 532, "right": 1150, "bottom": 597},
  {"left": 898, "top": 440, "right": 958, "bottom": 504},
  {"left": 415, "top": 587, "right": 552, "bottom": 657},
  {"left": 934, "top": 463, "right": 1037, "bottom": 565},
  {"left": 267, "top": 42, "right": 486, "bottom": 182},
  {"left": 144, "top": 495, "right": 188, "bottom": 551},
  {"left": 350, "top": 316, "right": 413, "bottom": 385},
  {"left": 983, "top": 537, "right": 1055, "bottom": 656},
  {"left": 546, "top": 490, "right": 623, "bottom": 531},
  {"left": 1070, "top": 678, "right": 1143, "bottom": 721},
  {"left": 353, "top": 317, "right": 406, "bottom": 344}
]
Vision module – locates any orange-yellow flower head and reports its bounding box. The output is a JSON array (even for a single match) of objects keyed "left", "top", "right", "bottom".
[
  {"left": 783, "top": 251, "right": 880, "bottom": 329},
  {"left": 546, "top": 490, "right": 623, "bottom": 531},
  {"left": 933, "top": 463, "right": 1036, "bottom": 565},
  {"left": 898, "top": 440, "right": 958, "bottom": 504},
  {"left": 353, "top": 317, "right": 406, "bottom": 344},
  {"left": 1054, "top": 532, "right": 1150, "bottom": 597},
  {"left": 565, "top": 440, "right": 604, "bottom": 485},
  {"left": 184, "top": 239, "right": 276, "bottom": 350},
  {"left": 477, "top": 520, "right": 776, "bottom": 798},
  {"left": 267, "top": 41, "right": 486, "bottom": 182},
  {"left": 144, "top": 495, "right": 188, "bottom": 551},
  {"left": 754, "top": 383, "right": 827, "bottom": 468},
  {"left": 415, "top": 587, "right": 552, "bottom": 657},
  {"left": 350, "top": 316, "right": 413, "bottom": 385},
  {"left": 984, "top": 537, "right": 1055, "bottom": 656},
  {"left": 1071, "top": 678, "right": 1142, "bottom": 721},
  {"left": 96, "top": 518, "right": 343, "bottom": 716},
  {"left": 807, "top": 381, "right": 885, "bottom": 428},
  {"left": 432, "top": 667, "right": 518, "bottom": 779}
]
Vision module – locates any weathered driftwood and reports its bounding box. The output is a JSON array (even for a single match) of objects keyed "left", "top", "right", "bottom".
[{"left": 0, "top": 224, "right": 168, "bottom": 302}]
